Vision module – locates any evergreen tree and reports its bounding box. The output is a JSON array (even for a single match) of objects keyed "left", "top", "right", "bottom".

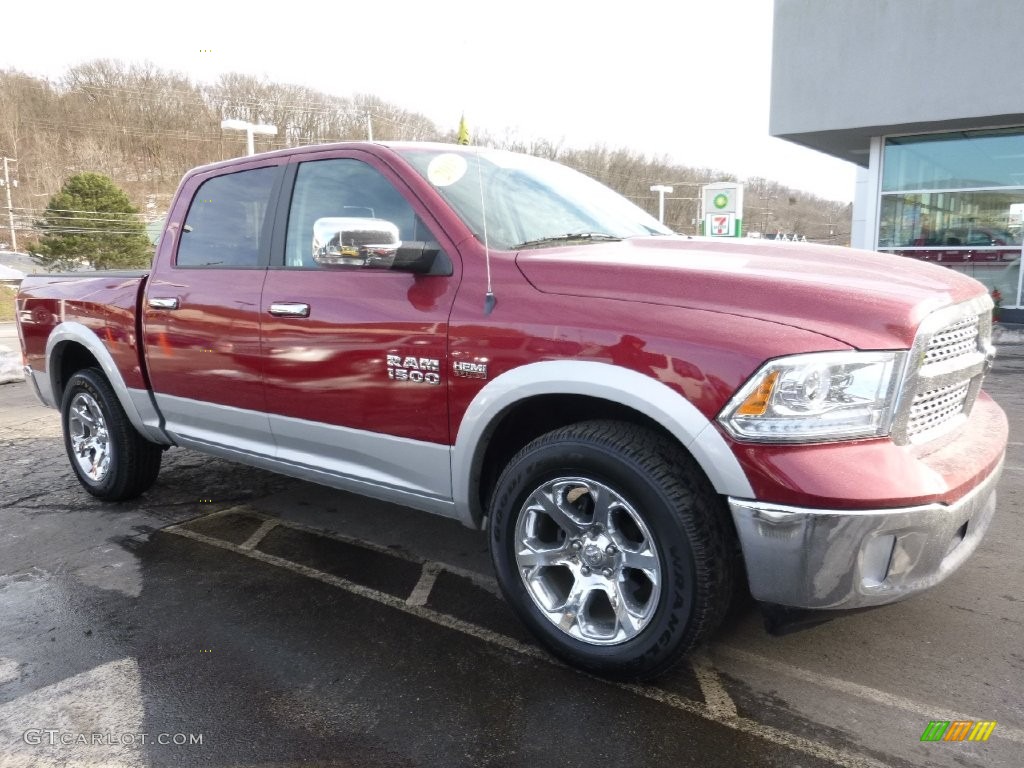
[{"left": 32, "top": 173, "right": 153, "bottom": 271}]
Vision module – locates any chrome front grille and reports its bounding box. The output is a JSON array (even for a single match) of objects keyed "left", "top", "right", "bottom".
[
  {"left": 923, "top": 316, "right": 979, "bottom": 365},
  {"left": 893, "top": 295, "right": 994, "bottom": 445},
  {"left": 907, "top": 381, "right": 971, "bottom": 438}
]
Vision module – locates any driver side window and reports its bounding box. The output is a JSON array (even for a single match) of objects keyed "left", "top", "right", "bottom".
[{"left": 285, "top": 159, "right": 431, "bottom": 269}]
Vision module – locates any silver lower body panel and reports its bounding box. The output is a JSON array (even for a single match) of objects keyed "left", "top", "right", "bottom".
[{"left": 25, "top": 365, "right": 55, "bottom": 408}]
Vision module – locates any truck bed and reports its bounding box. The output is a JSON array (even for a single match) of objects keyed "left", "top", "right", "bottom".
[{"left": 17, "top": 271, "right": 150, "bottom": 391}]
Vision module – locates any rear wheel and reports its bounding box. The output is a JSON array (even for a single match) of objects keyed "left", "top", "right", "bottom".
[
  {"left": 61, "top": 368, "right": 162, "bottom": 501},
  {"left": 489, "top": 420, "right": 733, "bottom": 680}
]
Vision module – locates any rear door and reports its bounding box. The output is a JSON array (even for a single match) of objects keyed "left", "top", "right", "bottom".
[
  {"left": 143, "top": 160, "right": 285, "bottom": 453},
  {"left": 260, "top": 149, "right": 461, "bottom": 499}
]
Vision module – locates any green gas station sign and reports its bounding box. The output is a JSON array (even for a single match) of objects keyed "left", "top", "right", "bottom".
[{"left": 702, "top": 182, "right": 744, "bottom": 237}]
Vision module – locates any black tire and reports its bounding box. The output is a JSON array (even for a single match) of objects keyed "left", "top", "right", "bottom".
[
  {"left": 489, "top": 420, "right": 733, "bottom": 681},
  {"left": 60, "top": 367, "right": 162, "bottom": 501}
]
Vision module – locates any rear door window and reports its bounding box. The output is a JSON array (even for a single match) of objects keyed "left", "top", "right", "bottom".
[{"left": 177, "top": 167, "right": 278, "bottom": 268}]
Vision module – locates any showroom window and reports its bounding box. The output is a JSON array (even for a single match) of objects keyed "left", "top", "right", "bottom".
[{"left": 879, "top": 128, "right": 1024, "bottom": 309}]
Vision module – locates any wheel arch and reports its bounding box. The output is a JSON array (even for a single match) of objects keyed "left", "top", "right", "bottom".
[
  {"left": 46, "top": 322, "right": 170, "bottom": 444},
  {"left": 50, "top": 340, "right": 100, "bottom": 403},
  {"left": 451, "top": 361, "right": 754, "bottom": 528}
]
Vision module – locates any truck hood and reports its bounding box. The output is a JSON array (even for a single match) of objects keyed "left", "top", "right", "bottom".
[{"left": 515, "top": 236, "right": 987, "bottom": 348}]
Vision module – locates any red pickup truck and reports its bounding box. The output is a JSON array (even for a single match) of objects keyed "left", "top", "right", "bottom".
[{"left": 16, "top": 142, "right": 1007, "bottom": 680}]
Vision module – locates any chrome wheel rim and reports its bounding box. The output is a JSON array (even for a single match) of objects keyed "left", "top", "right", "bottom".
[
  {"left": 68, "top": 392, "right": 111, "bottom": 483},
  {"left": 514, "top": 477, "right": 662, "bottom": 645}
]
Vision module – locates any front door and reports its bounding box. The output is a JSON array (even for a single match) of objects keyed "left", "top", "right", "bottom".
[{"left": 260, "top": 152, "right": 460, "bottom": 498}]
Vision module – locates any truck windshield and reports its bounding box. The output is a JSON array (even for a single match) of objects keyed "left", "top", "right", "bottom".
[{"left": 398, "top": 147, "right": 673, "bottom": 250}]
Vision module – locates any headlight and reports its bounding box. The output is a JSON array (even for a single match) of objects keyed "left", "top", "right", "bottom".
[{"left": 718, "top": 351, "right": 906, "bottom": 443}]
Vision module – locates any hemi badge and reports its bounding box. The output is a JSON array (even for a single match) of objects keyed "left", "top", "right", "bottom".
[{"left": 453, "top": 360, "right": 488, "bottom": 379}]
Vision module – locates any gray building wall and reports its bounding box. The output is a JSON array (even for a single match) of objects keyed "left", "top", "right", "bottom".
[{"left": 770, "top": 0, "right": 1024, "bottom": 165}]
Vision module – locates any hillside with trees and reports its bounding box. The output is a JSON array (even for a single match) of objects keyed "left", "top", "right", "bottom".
[{"left": 0, "top": 60, "right": 851, "bottom": 255}]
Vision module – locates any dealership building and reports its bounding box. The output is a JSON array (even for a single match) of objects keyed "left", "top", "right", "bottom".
[{"left": 770, "top": 0, "right": 1024, "bottom": 323}]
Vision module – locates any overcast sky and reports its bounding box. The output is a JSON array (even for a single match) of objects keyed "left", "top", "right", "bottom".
[{"left": 1, "top": 0, "right": 858, "bottom": 201}]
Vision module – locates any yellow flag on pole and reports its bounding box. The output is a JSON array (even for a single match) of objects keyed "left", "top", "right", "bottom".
[{"left": 457, "top": 114, "right": 470, "bottom": 145}]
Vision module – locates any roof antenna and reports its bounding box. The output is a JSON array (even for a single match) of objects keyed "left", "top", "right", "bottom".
[{"left": 475, "top": 146, "right": 496, "bottom": 315}]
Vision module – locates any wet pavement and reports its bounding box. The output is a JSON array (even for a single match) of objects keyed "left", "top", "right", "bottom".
[{"left": 1, "top": 359, "right": 1022, "bottom": 767}]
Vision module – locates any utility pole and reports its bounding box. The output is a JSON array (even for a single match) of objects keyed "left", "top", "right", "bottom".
[
  {"left": 650, "top": 184, "right": 673, "bottom": 224},
  {"left": 654, "top": 181, "right": 703, "bottom": 234},
  {"left": 366, "top": 112, "right": 374, "bottom": 141},
  {"left": 220, "top": 120, "right": 278, "bottom": 156},
  {"left": 1, "top": 157, "right": 16, "bottom": 251}
]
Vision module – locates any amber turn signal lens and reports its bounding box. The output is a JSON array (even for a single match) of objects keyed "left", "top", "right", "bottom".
[{"left": 735, "top": 371, "right": 779, "bottom": 416}]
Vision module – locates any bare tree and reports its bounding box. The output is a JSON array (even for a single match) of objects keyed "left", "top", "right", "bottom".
[{"left": 0, "top": 59, "right": 852, "bottom": 251}]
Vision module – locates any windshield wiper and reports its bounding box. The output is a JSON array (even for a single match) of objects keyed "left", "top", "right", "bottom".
[{"left": 512, "top": 232, "right": 622, "bottom": 250}]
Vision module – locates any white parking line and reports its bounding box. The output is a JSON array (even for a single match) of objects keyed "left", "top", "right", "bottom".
[
  {"left": 167, "top": 525, "right": 892, "bottom": 768},
  {"left": 714, "top": 645, "right": 1024, "bottom": 745},
  {"left": 240, "top": 519, "right": 279, "bottom": 551},
  {"left": 187, "top": 506, "right": 503, "bottom": 594},
  {"left": 0, "top": 658, "right": 145, "bottom": 768},
  {"left": 168, "top": 526, "right": 552, "bottom": 659},
  {"left": 406, "top": 562, "right": 442, "bottom": 607},
  {"left": 174, "top": 509, "right": 1024, "bottom": 755},
  {"left": 691, "top": 650, "right": 738, "bottom": 719},
  {"left": 191, "top": 504, "right": 255, "bottom": 518}
]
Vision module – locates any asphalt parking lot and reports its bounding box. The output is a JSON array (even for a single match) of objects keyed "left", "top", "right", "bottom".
[{"left": 1, "top": 335, "right": 1022, "bottom": 768}]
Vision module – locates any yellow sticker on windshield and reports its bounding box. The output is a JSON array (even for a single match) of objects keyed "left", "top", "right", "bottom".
[{"left": 427, "top": 153, "right": 468, "bottom": 187}]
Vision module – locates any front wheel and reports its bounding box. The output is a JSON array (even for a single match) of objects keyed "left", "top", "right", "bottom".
[
  {"left": 489, "top": 420, "right": 733, "bottom": 680},
  {"left": 61, "top": 368, "right": 162, "bottom": 501}
]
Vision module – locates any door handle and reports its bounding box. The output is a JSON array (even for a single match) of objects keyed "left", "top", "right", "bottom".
[
  {"left": 268, "top": 302, "right": 311, "bottom": 318},
  {"left": 148, "top": 297, "right": 179, "bottom": 310}
]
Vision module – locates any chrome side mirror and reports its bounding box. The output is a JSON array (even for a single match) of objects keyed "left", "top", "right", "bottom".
[{"left": 312, "top": 217, "right": 401, "bottom": 269}]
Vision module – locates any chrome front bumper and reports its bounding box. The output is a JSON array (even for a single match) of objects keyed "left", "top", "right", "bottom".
[{"left": 729, "top": 458, "right": 1003, "bottom": 609}]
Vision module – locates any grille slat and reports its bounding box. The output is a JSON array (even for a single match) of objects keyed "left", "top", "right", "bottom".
[
  {"left": 902, "top": 307, "right": 989, "bottom": 442},
  {"left": 907, "top": 382, "right": 970, "bottom": 437},
  {"left": 923, "top": 316, "right": 980, "bottom": 365}
]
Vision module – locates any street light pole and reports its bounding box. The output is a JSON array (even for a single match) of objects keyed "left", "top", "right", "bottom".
[
  {"left": 650, "top": 184, "right": 673, "bottom": 224},
  {"left": 220, "top": 119, "right": 278, "bottom": 156},
  {"left": 1, "top": 157, "right": 16, "bottom": 251}
]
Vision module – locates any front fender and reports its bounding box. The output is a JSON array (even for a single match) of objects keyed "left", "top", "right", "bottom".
[{"left": 450, "top": 360, "right": 754, "bottom": 528}]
